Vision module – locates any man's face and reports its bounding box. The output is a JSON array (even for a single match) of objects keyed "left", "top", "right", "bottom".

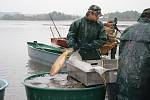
[
  {"left": 88, "top": 11, "right": 100, "bottom": 21},
  {"left": 107, "top": 22, "right": 113, "bottom": 28}
]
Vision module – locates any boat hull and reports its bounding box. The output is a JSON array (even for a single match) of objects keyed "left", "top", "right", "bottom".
[
  {"left": 28, "top": 46, "right": 60, "bottom": 66},
  {"left": 27, "top": 41, "right": 65, "bottom": 67}
]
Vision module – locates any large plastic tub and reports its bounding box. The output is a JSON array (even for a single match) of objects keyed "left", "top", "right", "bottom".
[
  {"left": 0, "top": 79, "right": 8, "bottom": 100},
  {"left": 23, "top": 72, "right": 106, "bottom": 100}
]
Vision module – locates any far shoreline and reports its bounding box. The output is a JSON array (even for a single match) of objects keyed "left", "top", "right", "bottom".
[{"left": 0, "top": 19, "right": 138, "bottom": 21}]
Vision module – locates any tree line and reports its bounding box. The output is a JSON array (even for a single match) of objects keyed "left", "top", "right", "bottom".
[
  {"left": 0, "top": 11, "right": 141, "bottom": 21},
  {"left": 0, "top": 11, "right": 79, "bottom": 21},
  {"left": 102, "top": 11, "right": 140, "bottom": 21}
]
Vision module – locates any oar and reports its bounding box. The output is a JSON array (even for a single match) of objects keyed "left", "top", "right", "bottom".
[
  {"left": 49, "top": 14, "right": 62, "bottom": 38},
  {"left": 50, "top": 48, "right": 73, "bottom": 76},
  {"left": 50, "top": 26, "right": 55, "bottom": 38}
]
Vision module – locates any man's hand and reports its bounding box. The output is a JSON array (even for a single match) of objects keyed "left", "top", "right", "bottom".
[
  {"left": 66, "top": 48, "right": 74, "bottom": 53},
  {"left": 64, "top": 48, "right": 74, "bottom": 56}
]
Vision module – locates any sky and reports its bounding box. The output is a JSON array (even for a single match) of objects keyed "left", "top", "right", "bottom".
[{"left": 0, "top": 0, "right": 149, "bottom": 15}]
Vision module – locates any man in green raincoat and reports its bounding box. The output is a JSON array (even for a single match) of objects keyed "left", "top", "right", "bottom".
[
  {"left": 117, "top": 8, "right": 150, "bottom": 100},
  {"left": 67, "top": 5, "right": 107, "bottom": 60}
]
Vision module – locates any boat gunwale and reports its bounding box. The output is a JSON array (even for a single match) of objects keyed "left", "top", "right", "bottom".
[
  {"left": 27, "top": 42, "right": 62, "bottom": 56},
  {"left": 0, "top": 79, "right": 8, "bottom": 90}
]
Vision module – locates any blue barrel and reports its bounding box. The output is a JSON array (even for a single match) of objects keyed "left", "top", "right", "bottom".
[{"left": 0, "top": 79, "right": 8, "bottom": 100}]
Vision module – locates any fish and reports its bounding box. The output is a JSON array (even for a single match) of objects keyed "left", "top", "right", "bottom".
[
  {"left": 100, "top": 41, "right": 118, "bottom": 55},
  {"left": 50, "top": 49, "right": 73, "bottom": 76}
]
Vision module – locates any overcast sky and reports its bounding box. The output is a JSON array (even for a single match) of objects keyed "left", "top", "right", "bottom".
[{"left": 0, "top": 0, "right": 149, "bottom": 15}]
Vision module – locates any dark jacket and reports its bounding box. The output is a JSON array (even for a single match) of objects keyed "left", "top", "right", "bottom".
[
  {"left": 117, "top": 18, "right": 150, "bottom": 100},
  {"left": 67, "top": 17, "right": 107, "bottom": 60}
]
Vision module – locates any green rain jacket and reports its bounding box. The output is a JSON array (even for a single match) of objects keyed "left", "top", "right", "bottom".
[
  {"left": 117, "top": 18, "right": 150, "bottom": 100},
  {"left": 67, "top": 17, "right": 107, "bottom": 60}
]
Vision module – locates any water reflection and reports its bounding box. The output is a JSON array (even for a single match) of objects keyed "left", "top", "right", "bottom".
[{"left": 26, "top": 60, "right": 50, "bottom": 75}]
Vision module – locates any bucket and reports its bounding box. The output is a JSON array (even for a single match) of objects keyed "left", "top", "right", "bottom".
[
  {"left": 23, "top": 72, "right": 106, "bottom": 100},
  {"left": 0, "top": 79, "right": 8, "bottom": 100}
]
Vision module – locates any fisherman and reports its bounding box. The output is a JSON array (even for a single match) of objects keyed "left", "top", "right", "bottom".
[
  {"left": 50, "top": 5, "right": 108, "bottom": 76},
  {"left": 104, "top": 20, "right": 118, "bottom": 59},
  {"left": 67, "top": 5, "right": 107, "bottom": 63},
  {"left": 113, "top": 17, "right": 121, "bottom": 34},
  {"left": 103, "top": 20, "right": 119, "bottom": 100},
  {"left": 117, "top": 8, "right": 150, "bottom": 100},
  {"left": 67, "top": 5, "right": 121, "bottom": 100}
]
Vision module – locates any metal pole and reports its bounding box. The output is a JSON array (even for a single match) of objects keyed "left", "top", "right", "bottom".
[
  {"left": 49, "top": 14, "right": 62, "bottom": 38},
  {"left": 50, "top": 26, "right": 55, "bottom": 38}
]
